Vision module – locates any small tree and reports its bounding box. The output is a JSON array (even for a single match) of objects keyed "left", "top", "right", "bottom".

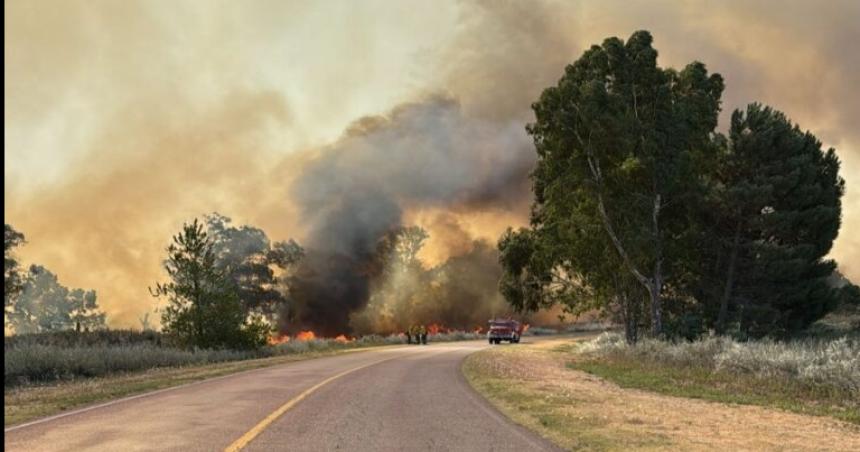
[
  {"left": 4, "top": 224, "right": 26, "bottom": 312},
  {"left": 139, "top": 311, "right": 151, "bottom": 331},
  {"left": 151, "top": 219, "right": 269, "bottom": 349}
]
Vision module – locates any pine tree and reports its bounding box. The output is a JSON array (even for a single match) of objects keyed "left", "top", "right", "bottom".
[
  {"left": 151, "top": 219, "right": 269, "bottom": 349},
  {"left": 708, "top": 104, "right": 844, "bottom": 336}
]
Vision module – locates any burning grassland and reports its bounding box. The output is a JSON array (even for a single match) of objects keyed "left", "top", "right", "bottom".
[
  {"left": 6, "top": 328, "right": 484, "bottom": 388},
  {"left": 267, "top": 331, "right": 354, "bottom": 345}
]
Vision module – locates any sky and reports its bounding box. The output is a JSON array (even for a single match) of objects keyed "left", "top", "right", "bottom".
[{"left": 5, "top": 0, "right": 860, "bottom": 328}]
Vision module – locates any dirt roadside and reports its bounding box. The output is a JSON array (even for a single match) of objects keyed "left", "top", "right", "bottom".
[{"left": 464, "top": 337, "right": 860, "bottom": 451}]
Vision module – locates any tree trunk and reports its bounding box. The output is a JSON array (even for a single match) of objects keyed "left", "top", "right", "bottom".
[
  {"left": 193, "top": 279, "right": 204, "bottom": 345},
  {"left": 624, "top": 303, "right": 638, "bottom": 344},
  {"left": 716, "top": 226, "right": 741, "bottom": 334},
  {"left": 614, "top": 274, "right": 639, "bottom": 344},
  {"left": 649, "top": 194, "right": 664, "bottom": 337},
  {"left": 595, "top": 192, "right": 665, "bottom": 337},
  {"left": 648, "top": 280, "right": 662, "bottom": 336},
  {"left": 588, "top": 155, "right": 665, "bottom": 337}
]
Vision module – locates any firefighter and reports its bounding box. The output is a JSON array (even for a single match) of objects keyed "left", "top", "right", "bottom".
[
  {"left": 419, "top": 325, "right": 427, "bottom": 345},
  {"left": 406, "top": 327, "right": 413, "bottom": 344},
  {"left": 409, "top": 325, "right": 419, "bottom": 345}
]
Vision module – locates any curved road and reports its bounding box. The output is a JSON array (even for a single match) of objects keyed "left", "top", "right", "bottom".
[{"left": 5, "top": 340, "right": 560, "bottom": 452}]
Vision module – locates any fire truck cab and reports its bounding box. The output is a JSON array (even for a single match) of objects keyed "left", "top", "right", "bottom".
[{"left": 487, "top": 319, "right": 523, "bottom": 344}]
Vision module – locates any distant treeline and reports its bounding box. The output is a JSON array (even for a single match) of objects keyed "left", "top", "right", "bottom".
[
  {"left": 6, "top": 208, "right": 512, "bottom": 351},
  {"left": 4, "top": 225, "right": 106, "bottom": 334},
  {"left": 147, "top": 214, "right": 511, "bottom": 349}
]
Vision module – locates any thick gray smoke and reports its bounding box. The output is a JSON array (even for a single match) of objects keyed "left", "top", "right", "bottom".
[{"left": 285, "top": 96, "right": 534, "bottom": 334}]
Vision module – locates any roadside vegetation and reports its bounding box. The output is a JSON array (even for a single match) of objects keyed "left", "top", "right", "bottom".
[
  {"left": 4, "top": 329, "right": 481, "bottom": 388},
  {"left": 573, "top": 330, "right": 860, "bottom": 424},
  {"left": 5, "top": 329, "right": 481, "bottom": 426},
  {"left": 5, "top": 347, "right": 360, "bottom": 427},
  {"left": 465, "top": 337, "right": 860, "bottom": 451}
]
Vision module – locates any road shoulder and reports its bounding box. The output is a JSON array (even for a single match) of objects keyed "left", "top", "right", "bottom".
[{"left": 463, "top": 337, "right": 860, "bottom": 451}]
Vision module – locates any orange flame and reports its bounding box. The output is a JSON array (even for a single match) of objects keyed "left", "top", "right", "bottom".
[
  {"left": 522, "top": 323, "right": 530, "bottom": 333},
  {"left": 268, "top": 334, "right": 291, "bottom": 345},
  {"left": 474, "top": 326, "right": 484, "bottom": 334},
  {"left": 334, "top": 334, "right": 353, "bottom": 343},
  {"left": 270, "top": 331, "right": 354, "bottom": 344},
  {"left": 296, "top": 330, "right": 317, "bottom": 341},
  {"left": 427, "top": 324, "right": 442, "bottom": 335}
]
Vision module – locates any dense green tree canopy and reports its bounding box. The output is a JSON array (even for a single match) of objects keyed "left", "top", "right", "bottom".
[
  {"left": 500, "top": 30, "right": 846, "bottom": 341},
  {"left": 705, "top": 104, "right": 844, "bottom": 336},
  {"left": 151, "top": 219, "right": 269, "bottom": 349},
  {"left": 513, "top": 30, "right": 724, "bottom": 336}
]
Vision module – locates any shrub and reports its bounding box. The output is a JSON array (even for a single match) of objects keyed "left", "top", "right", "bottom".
[
  {"left": 4, "top": 344, "right": 258, "bottom": 386},
  {"left": 4, "top": 329, "right": 167, "bottom": 349},
  {"left": 578, "top": 332, "right": 860, "bottom": 395}
]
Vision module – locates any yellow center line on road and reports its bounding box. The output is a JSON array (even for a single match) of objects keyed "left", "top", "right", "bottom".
[{"left": 224, "top": 347, "right": 451, "bottom": 451}]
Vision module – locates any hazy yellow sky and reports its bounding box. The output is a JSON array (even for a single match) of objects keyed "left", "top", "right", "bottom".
[{"left": 6, "top": 0, "right": 860, "bottom": 327}]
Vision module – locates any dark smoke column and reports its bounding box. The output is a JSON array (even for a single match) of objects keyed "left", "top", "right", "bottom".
[
  {"left": 285, "top": 190, "right": 401, "bottom": 335},
  {"left": 283, "top": 97, "right": 533, "bottom": 335}
]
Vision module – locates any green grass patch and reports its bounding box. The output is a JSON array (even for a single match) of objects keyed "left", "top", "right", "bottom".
[
  {"left": 463, "top": 349, "right": 671, "bottom": 451},
  {"left": 570, "top": 356, "right": 860, "bottom": 425}
]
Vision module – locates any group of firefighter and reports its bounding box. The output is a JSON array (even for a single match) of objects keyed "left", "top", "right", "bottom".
[{"left": 405, "top": 325, "right": 428, "bottom": 345}]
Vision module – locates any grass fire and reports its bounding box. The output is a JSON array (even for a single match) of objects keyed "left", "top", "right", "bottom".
[{"left": 5, "top": 3, "right": 860, "bottom": 449}]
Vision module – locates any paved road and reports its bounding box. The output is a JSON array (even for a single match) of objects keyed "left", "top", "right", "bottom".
[{"left": 5, "top": 340, "right": 560, "bottom": 452}]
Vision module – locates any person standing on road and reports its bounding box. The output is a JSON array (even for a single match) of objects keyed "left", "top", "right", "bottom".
[
  {"left": 419, "top": 325, "right": 427, "bottom": 345},
  {"left": 406, "top": 327, "right": 413, "bottom": 344}
]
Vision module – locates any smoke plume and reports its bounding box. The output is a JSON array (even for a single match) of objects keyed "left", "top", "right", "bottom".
[
  {"left": 5, "top": 1, "right": 859, "bottom": 330},
  {"left": 284, "top": 97, "right": 532, "bottom": 334}
]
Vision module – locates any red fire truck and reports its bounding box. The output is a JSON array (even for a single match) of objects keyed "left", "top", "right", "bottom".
[{"left": 487, "top": 319, "right": 523, "bottom": 344}]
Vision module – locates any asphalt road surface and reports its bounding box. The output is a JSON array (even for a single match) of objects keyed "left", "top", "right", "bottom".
[{"left": 5, "top": 340, "right": 561, "bottom": 452}]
